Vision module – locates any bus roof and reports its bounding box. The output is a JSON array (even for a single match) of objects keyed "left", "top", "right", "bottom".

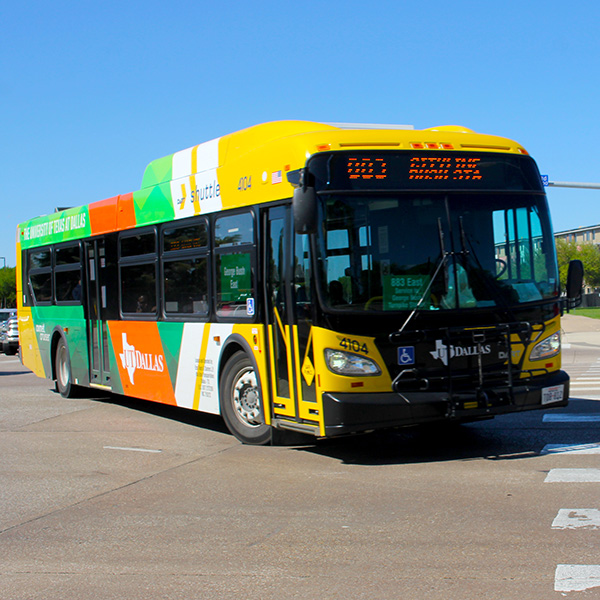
[{"left": 17, "top": 120, "right": 530, "bottom": 250}]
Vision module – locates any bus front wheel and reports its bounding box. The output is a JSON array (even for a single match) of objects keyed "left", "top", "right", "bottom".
[
  {"left": 55, "top": 338, "right": 77, "bottom": 398},
  {"left": 220, "top": 351, "right": 271, "bottom": 445}
]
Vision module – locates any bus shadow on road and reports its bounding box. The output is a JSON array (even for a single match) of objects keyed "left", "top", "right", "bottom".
[
  {"left": 303, "top": 402, "right": 600, "bottom": 465},
  {"left": 71, "top": 389, "right": 600, "bottom": 466},
  {"left": 302, "top": 421, "right": 545, "bottom": 466},
  {"left": 91, "top": 391, "right": 231, "bottom": 436},
  {"left": 0, "top": 370, "right": 32, "bottom": 377}
]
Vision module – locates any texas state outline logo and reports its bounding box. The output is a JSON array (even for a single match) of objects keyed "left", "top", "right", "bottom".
[{"left": 119, "top": 332, "right": 165, "bottom": 385}]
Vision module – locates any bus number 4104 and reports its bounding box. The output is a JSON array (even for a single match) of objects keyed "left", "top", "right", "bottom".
[{"left": 340, "top": 338, "right": 368, "bottom": 354}]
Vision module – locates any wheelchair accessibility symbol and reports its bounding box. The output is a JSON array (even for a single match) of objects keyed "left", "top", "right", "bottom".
[{"left": 397, "top": 346, "right": 415, "bottom": 365}]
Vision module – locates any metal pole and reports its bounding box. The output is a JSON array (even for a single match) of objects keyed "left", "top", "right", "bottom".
[
  {"left": 0, "top": 257, "right": 4, "bottom": 308},
  {"left": 548, "top": 181, "right": 600, "bottom": 190}
]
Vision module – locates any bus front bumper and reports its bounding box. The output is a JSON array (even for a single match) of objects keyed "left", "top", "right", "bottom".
[{"left": 321, "top": 370, "right": 569, "bottom": 437}]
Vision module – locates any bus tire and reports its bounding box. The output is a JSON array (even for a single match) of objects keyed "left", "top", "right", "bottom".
[
  {"left": 220, "top": 350, "right": 271, "bottom": 445},
  {"left": 55, "top": 337, "right": 77, "bottom": 398}
]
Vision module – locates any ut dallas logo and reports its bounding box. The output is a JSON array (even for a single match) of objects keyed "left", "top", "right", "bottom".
[
  {"left": 119, "top": 333, "right": 165, "bottom": 385},
  {"left": 429, "top": 339, "right": 492, "bottom": 367}
]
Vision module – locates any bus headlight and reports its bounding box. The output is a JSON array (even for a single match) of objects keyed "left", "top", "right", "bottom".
[
  {"left": 324, "top": 349, "right": 381, "bottom": 376},
  {"left": 530, "top": 331, "right": 561, "bottom": 361}
]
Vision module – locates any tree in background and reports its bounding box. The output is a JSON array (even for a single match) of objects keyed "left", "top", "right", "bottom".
[
  {"left": 0, "top": 267, "right": 16, "bottom": 308},
  {"left": 555, "top": 239, "right": 600, "bottom": 290}
]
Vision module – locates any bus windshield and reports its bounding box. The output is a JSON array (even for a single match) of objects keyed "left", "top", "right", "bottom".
[{"left": 316, "top": 192, "right": 559, "bottom": 312}]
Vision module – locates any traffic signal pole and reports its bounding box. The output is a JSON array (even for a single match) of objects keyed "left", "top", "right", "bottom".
[{"left": 548, "top": 181, "right": 600, "bottom": 189}]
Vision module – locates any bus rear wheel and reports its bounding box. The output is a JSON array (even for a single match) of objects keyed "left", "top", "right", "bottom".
[
  {"left": 55, "top": 337, "right": 77, "bottom": 398},
  {"left": 220, "top": 351, "right": 271, "bottom": 445}
]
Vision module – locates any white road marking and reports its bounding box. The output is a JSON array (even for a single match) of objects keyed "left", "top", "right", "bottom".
[
  {"left": 543, "top": 414, "right": 600, "bottom": 423},
  {"left": 552, "top": 509, "right": 600, "bottom": 529},
  {"left": 545, "top": 469, "right": 600, "bottom": 483},
  {"left": 555, "top": 564, "right": 600, "bottom": 592},
  {"left": 569, "top": 383, "right": 600, "bottom": 388},
  {"left": 570, "top": 374, "right": 600, "bottom": 378},
  {"left": 103, "top": 446, "right": 162, "bottom": 453},
  {"left": 541, "top": 443, "right": 600, "bottom": 455}
]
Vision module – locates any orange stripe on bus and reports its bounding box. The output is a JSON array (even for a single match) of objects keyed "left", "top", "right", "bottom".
[
  {"left": 89, "top": 196, "right": 118, "bottom": 235},
  {"left": 116, "top": 192, "right": 137, "bottom": 230}
]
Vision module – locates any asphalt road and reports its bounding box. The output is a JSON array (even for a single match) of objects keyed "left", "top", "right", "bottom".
[{"left": 1, "top": 318, "right": 600, "bottom": 599}]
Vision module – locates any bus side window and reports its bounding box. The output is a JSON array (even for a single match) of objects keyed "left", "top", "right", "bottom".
[
  {"left": 214, "top": 211, "right": 256, "bottom": 319},
  {"left": 162, "top": 220, "right": 209, "bottom": 317},
  {"left": 119, "top": 230, "right": 158, "bottom": 317},
  {"left": 294, "top": 232, "right": 312, "bottom": 309},
  {"left": 28, "top": 247, "right": 53, "bottom": 305},
  {"left": 164, "top": 257, "right": 208, "bottom": 316},
  {"left": 55, "top": 243, "right": 82, "bottom": 304}
]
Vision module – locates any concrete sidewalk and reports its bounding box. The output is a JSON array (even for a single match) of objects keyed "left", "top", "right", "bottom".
[{"left": 561, "top": 313, "right": 600, "bottom": 347}]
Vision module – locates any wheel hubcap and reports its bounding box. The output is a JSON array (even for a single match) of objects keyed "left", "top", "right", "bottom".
[
  {"left": 232, "top": 367, "right": 261, "bottom": 427},
  {"left": 58, "top": 347, "right": 69, "bottom": 388}
]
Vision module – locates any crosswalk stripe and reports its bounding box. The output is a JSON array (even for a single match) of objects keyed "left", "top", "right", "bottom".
[
  {"left": 555, "top": 564, "right": 600, "bottom": 592},
  {"left": 571, "top": 372, "right": 600, "bottom": 375},
  {"left": 552, "top": 509, "right": 600, "bottom": 529},
  {"left": 569, "top": 388, "right": 600, "bottom": 392},
  {"left": 543, "top": 414, "right": 600, "bottom": 423},
  {"left": 545, "top": 469, "right": 600, "bottom": 483},
  {"left": 542, "top": 443, "right": 600, "bottom": 455}
]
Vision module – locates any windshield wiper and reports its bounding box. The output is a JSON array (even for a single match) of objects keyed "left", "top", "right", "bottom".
[
  {"left": 396, "top": 217, "right": 449, "bottom": 335},
  {"left": 458, "top": 216, "right": 469, "bottom": 259}
]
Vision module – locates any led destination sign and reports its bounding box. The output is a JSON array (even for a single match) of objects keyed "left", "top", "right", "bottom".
[
  {"left": 407, "top": 156, "right": 482, "bottom": 181},
  {"left": 347, "top": 156, "right": 483, "bottom": 182},
  {"left": 310, "top": 151, "right": 543, "bottom": 192},
  {"left": 347, "top": 157, "right": 388, "bottom": 180}
]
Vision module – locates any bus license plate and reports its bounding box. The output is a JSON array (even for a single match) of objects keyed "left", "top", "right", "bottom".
[{"left": 542, "top": 384, "right": 564, "bottom": 405}]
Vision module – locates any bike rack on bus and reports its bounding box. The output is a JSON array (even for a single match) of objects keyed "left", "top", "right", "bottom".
[{"left": 389, "top": 321, "right": 549, "bottom": 417}]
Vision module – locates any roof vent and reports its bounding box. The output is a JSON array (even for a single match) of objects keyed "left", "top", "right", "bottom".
[
  {"left": 326, "top": 122, "right": 414, "bottom": 130},
  {"left": 423, "top": 125, "right": 475, "bottom": 133}
]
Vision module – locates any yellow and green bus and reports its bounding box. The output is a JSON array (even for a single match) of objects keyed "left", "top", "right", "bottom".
[{"left": 16, "top": 121, "right": 582, "bottom": 444}]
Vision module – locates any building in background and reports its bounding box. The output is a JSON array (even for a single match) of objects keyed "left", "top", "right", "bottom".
[
  {"left": 554, "top": 224, "right": 600, "bottom": 299},
  {"left": 554, "top": 224, "right": 600, "bottom": 246}
]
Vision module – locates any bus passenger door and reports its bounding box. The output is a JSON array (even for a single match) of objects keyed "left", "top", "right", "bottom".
[
  {"left": 265, "top": 206, "right": 319, "bottom": 434},
  {"left": 85, "top": 239, "right": 111, "bottom": 389}
]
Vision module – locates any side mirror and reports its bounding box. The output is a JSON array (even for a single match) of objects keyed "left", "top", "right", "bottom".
[
  {"left": 565, "top": 259, "right": 584, "bottom": 310},
  {"left": 293, "top": 186, "right": 318, "bottom": 234},
  {"left": 566, "top": 259, "right": 584, "bottom": 300}
]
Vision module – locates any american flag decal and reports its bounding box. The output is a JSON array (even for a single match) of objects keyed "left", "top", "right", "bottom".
[{"left": 271, "top": 170, "right": 283, "bottom": 184}]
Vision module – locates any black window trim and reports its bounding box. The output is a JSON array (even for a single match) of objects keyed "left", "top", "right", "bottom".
[
  {"left": 54, "top": 241, "right": 83, "bottom": 306},
  {"left": 159, "top": 216, "right": 211, "bottom": 321},
  {"left": 27, "top": 245, "right": 53, "bottom": 306},
  {"left": 118, "top": 226, "right": 159, "bottom": 319},
  {"left": 161, "top": 216, "right": 209, "bottom": 256},
  {"left": 213, "top": 208, "right": 258, "bottom": 323},
  {"left": 119, "top": 226, "right": 158, "bottom": 261}
]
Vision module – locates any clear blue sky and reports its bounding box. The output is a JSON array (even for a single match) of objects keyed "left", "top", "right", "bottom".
[{"left": 2, "top": 0, "right": 599, "bottom": 268}]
